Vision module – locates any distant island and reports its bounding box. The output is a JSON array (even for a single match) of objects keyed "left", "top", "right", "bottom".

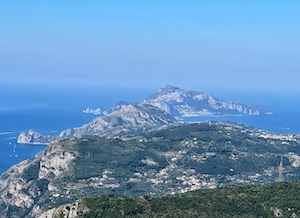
[
  {"left": 17, "top": 85, "right": 266, "bottom": 145},
  {"left": 144, "top": 85, "right": 265, "bottom": 118},
  {"left": 83, "top": 85, "right": 266, "bottom": 118}
]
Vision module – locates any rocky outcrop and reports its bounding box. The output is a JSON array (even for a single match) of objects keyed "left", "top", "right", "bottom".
[
  {"left": 0, "top": 139, "right": 79, "bottom": 218},
  {"left": 0, "top": 159, "right": 39, "bottom": 210},
  {"left": 82, "top": 107, "right": 102, "bottom": 115},
  {"left": 38, "top": 141, "right": 77, "bottom": 180},
  {"left": 38, "top": 200, "right": 86, "bottom": 218},
  {"left": 145, "top": 85, "right": 265, "bottom": 118},
  {"left": 17, "top": 130, "right": 54, "bottom": 145}
]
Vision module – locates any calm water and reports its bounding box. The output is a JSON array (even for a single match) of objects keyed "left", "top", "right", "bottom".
[
  {"left": 0, "top": 85, "right": 299, "bottom": 174},
  {"left": 0, "top": 85, "right": 151, "bottom": 174},
  {"left": 0, "top": 108, "right": 95, "bottom": 174}
]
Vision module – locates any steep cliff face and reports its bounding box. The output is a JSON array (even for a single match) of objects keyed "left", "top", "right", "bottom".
[
  {"left": 17, "top": 129, "right": 54, "bottom": 145},
  {"left": 38, "top": 141, "right": 77, "bottom": 180},
  {"left": 0, "top": 139, "right": 79, "bottom": 218},
  {"left": 38, "top": 200, "right": 85, "bottom": 218},
  {"left": 145, "top": 85, "right": 264, "bottom": 118},
  {"left": 2, "top": 122, "right": 300, "bottom": 217},
  {"left": 0, "top": 159, "right": 39, "bottom": 211}
]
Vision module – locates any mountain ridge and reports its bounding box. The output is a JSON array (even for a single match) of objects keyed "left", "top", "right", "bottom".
[{"left": 17, "top": 103, "right": 177, "bottom": 145}]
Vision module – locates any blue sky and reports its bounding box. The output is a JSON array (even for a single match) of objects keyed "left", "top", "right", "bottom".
[{"left": 1, "top": 1, "right": 299, "bottom": 93}]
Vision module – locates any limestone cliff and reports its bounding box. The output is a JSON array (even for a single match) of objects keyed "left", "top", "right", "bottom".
[
  {"left": 17, "top": 103, "right": 177, "bottom": 145},
  {"left": 17, "top": 129, "right": 54, "bottom": 145}
]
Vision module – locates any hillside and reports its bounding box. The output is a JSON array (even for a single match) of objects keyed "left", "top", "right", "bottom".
[
  {"left": 18, "top": 103, "right": 177, "bottom": 144},
  {"left": 46, "top": 181, "right": 300, "bottom": 218},
  {"left": 2, "top": 122, "right": 300, "bottom": 217}
]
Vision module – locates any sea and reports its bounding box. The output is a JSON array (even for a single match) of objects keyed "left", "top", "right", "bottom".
[{"left": 1, "top": 84, "right": 300, "bottom": 175}]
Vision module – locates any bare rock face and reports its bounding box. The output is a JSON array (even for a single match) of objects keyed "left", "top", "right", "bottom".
[
  {"left": 17, "top": 130, "right": 55, "bottom": 145},
  {"left": 59, "top": 103, "right": 177, "bottom": 138},
  {"left": 38, "top": 142, "right": 77, "bottom": 180},
  {"left": 145, "top": 85, "right": 265, "bottom": 118},
  {"left": 0, "top": 159, "right": 37, "bottom": 210},
  {"left": 38, "top": 200, "right": 86, "bottom": 218},
  {"left": 0, "top": 139, "right": 79, "bottom": 218}
]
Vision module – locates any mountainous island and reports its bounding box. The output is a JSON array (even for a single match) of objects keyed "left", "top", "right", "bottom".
[
  {"left": 17, "top": 85, "right": 265, "bottom": 145},
  {"left": 84, "top": 85, "right": 265, "bottom": 117},
  {"left": 144, "top": 85, "right": 264, "bottom": 118}
]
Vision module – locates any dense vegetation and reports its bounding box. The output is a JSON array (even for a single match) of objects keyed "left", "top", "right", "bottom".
[{"left": 75, "top": 181, "right": 300, "bottom": 217}]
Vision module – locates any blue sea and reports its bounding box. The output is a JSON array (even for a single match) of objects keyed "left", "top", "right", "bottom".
[
  {"left": 0, "top": 84, "right": 152, "bottom": 174},
  {"left": 1, "top": 84, "right": 300, "bottom": 174}
]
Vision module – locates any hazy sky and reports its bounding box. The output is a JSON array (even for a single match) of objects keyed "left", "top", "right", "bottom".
[{"left": 1, "top": 1, "right": 299, "bottom": 93}]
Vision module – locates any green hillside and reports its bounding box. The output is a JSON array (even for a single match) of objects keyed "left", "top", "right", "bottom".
[{"left": 55, "top": 181, "right": 300, "bottom": 217}]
